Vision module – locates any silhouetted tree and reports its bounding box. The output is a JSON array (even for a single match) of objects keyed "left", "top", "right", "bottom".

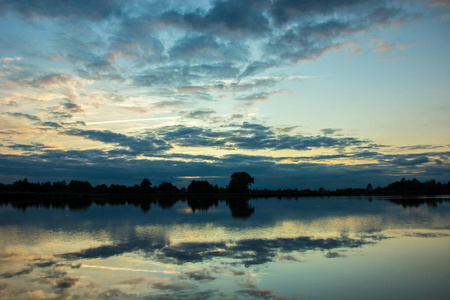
[
  {"left": 68, "top": 180, "right": 92, "bottom": 193},
  {"left": 41, "top": 181, "right": 52, "bottom": 193},
  {"left": 52, "top": 181, "right": 67, "bottom": 193},
  {"left": 140, "top": 178, "right": 152, "bottom": 193},
  {"left": 13, "top": 178, "right": 40, "bottom": 192},
  {"left": 366, "top": 183, "right": 373, "bottom": 191},
  {"left": 187, "top": 180, "right": 214, "bottom": 194},
  {"left": 157, "top": 182, "right": 179, "bottom": 194},
  {"left": 108, "top": 184, "right": 127, "bottom": 194},
  {"left": 228, "top": 172, "right": 254, "bottom": 193},
  {"left": 94, "top": 184, "right": 108, "bottom": 194}
]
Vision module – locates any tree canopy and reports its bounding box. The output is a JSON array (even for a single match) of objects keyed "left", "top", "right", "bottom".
[{"left": 228, "top": 172, "right": 254, "bottom": 193}]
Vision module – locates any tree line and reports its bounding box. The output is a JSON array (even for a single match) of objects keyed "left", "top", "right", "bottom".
[
  {"left": 0, "top": 172, "right": 255, "bottom": 195},
  {"left": 0, "top": 174, "right": 449, "bottom": 196}
]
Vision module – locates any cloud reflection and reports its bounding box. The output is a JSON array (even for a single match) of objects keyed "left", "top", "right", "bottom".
[{"left": 57, "top": 235, "right": 376, "bottom": 267}]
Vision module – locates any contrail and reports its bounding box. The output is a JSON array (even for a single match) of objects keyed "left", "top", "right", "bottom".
[{"left": 86, "top": 116, "right": 181, "bottom": 125}]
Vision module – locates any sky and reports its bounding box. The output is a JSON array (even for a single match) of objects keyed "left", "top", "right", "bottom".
[{"left": 0, "top": 0, "right": 449, "bottom": 190}]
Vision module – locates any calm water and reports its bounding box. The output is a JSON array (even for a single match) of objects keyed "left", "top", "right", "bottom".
[{"left": 0, "top": 196, "right": 449, "bottom": 300}]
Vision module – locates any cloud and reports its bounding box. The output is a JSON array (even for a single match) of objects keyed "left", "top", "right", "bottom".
[
  {"left": 398, "top": 145, "right": 443, "bottom": 151},
  {"left": 231, "top": 271, "right": 247, "bottom": 277},
  {"left": 0, "top": 0, "right": 124, "bottom": 20},
  {"left": 321, "top": 128, "right": 342, "bottom": 136},
  {"left": 40, "top": 121, "right": 63, "bottom": 128},
  {"left": 169, "top": 34, "right": 249, "bottom": 62},
  {"left": 0, "top": 266, "right": 33, "bottom": 279},
  {"left": 239, "top": 60, "right": 278, "bottom": 78},
  {"left": 184, "top": 109, "right": 216, "bottom": 120},
  {"left": 155, "top": 0, "right": 270, "bottom": 37},
  {"left": 152, "top": 282, "right": 196, "bottom": 292},
  {"left": 278, "top": 254, "right": 303, "bottom": 262},
  {"left": 428, "top": 0, "right": 450, "bottom": 6},
  {"left": 372, "top": 39, "right": 411, "bottom": 53},
  {"left": 61, "top": 99, "right": 84, "bottom": 114},
  {"left": 390, "top": 156, "right": 431, "bottom": 166},
  {"left": 56, "top": 237, "right": 167, "bottom": 260},
  {"left": 5, "top": 112, "right": 41, "bottom": 122},
  {"left": 119, "top": 277, "right": 148, "bottom": 285},
  {"left": 324, "top": 251, "right": 346, "bottom": 258},
  {"left": 29, "top": 74, "right": 72, "bottom": 87},
  {"left": 1, "top": 146, "right": 449, "bottom": 189},
  {"left": 154, "top": 122, "right": 371, "bottom": 151},
  {"left": 62, "top": 128, "right": 172, "bottom": 155},
  {"left": 239, "top": 90, "right": 286, "bottom": 102},
  {"left": 184, "top": 269, "right": 217, "bottom": 281},
  {"left": 56, "top": 234, "right": 376, "bottom": 267},
  {"left": 97, "top": 288, "right": 134, "bottom": 299},
  {"left": 237, "top": 288, "right": 293, "bottom": 300}
]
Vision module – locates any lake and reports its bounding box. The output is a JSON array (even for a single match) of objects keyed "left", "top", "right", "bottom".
[{"left": 0, "top": 196, "right": 449, "bottom": 299}]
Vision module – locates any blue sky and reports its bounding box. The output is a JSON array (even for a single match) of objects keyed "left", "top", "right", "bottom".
[{"left": 0, "top": 0, "right": 449, "bottom": 189}]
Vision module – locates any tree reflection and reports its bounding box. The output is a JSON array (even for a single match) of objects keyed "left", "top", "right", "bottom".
[
  {"left": 187, "top": 198, "right": 219, "bottom": 211},
  {"left": 226, "top": 198, "right": 255, "bottom": 219}
]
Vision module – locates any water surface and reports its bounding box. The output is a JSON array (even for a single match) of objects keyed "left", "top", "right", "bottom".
[{"left": 0, "top": 196, "right": 449, "bottom": 299}]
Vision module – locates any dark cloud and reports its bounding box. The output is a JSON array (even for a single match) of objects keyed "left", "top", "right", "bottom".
[
  {"left": 269, "top": 0, "right": 398, "bottom": 25},
  {"left": 32, "top": 259, "right": 60, "bottom": 269},
  {"left": 6, "top": 112, "right": 41, "bottom": 121},
  {"left": 61, "top": 99, "right": 84, "bottom": 114},
  {"left": 152, "top": 282, "right": 196, "bottom": 292},
  {"left": 184, "top": 269, "right": 217, "bottom": 281},
  {"left": 404, "top": 232, "right": 450, "bottom": 238},
  {"left": 0, "top": 267, "right": 33, "bottom": 279},
  {"left": 239, "top": 60, "right": 278, "bottom": 78},
  {"left": 178, "top": 78, "right": 277, "bottom": 94},
  {"left": 169, "top": 34, "right": 249, "bottom": 62},
  {"left": 98, "top": 288, "right": 134, "bottom": 299},
  {"left": 39, "top": 269, "right": 68, "bottom": 281},
  {"left": 390, "top": 156, "right": 431, "bottom": 166},
  {"left": 155, "top": 123, "right": 371, "bottom": 151},
  {"left": 278, "top": 254, "right": 303, "bottom": 262},
  {"left": 107, "top": 22, "right": 165, "bottom": 64},
  {"left": 321, "top": 128, "right": 342, "bottom": 136},
  {"left": 156, "top": 0, "right": 270, "bottom": 37},
  {"left": 239, "top": 91, "right": 280, "bottom": 102},
  {"left": 0, "top": 0, "right": 124, "bottom": 20},
  {"left": 186, "top": 63, "right": 240, "bottom": 79},
  {"left": 63, "top": 128, "right": 172, "bottom": 155},
  {"left": 145, "top": 289, "right": 219, "bottom": 300},
  {"left": 119, "top": 277, "right": 148, "bottom": 285},
  {"left": 236, "top": 288, "right": 288, "bottom": 299},
  {"left": 398, "top": 145, "right": 443, "bottom": 151},
  {"left": 264, "top": 1, "right": 407, "bottom": 64},
  {"left": 40, "top": 121, "right": 63, "bottom": 128},
  {"left": 133, "top": 66, "right": 198, "bottom": 87},
  {"left": 49, "top": 111, "right": 74, "bottom": 120},
  {"left": 184, "top": 109, "right": 216, "bottom": 120},
  {"left": 324, "top": 251, "right": 346, "bottom": 258},
  {"left": 232, "top": 271, "right": 247, "bottom": 276},
  {"left": 5, "top": 112, "right": 68, "bottom": 130},
  {"left": 53, "top": 276, "right": 78, "bottom": 289}
]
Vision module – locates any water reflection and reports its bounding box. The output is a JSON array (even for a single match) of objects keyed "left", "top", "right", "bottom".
[
  {"left": 0, "top": 195, "right": 257, "bottom": 218},
  {"left": 0, "top": 196, "right": 449, "bottom": 299}
]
